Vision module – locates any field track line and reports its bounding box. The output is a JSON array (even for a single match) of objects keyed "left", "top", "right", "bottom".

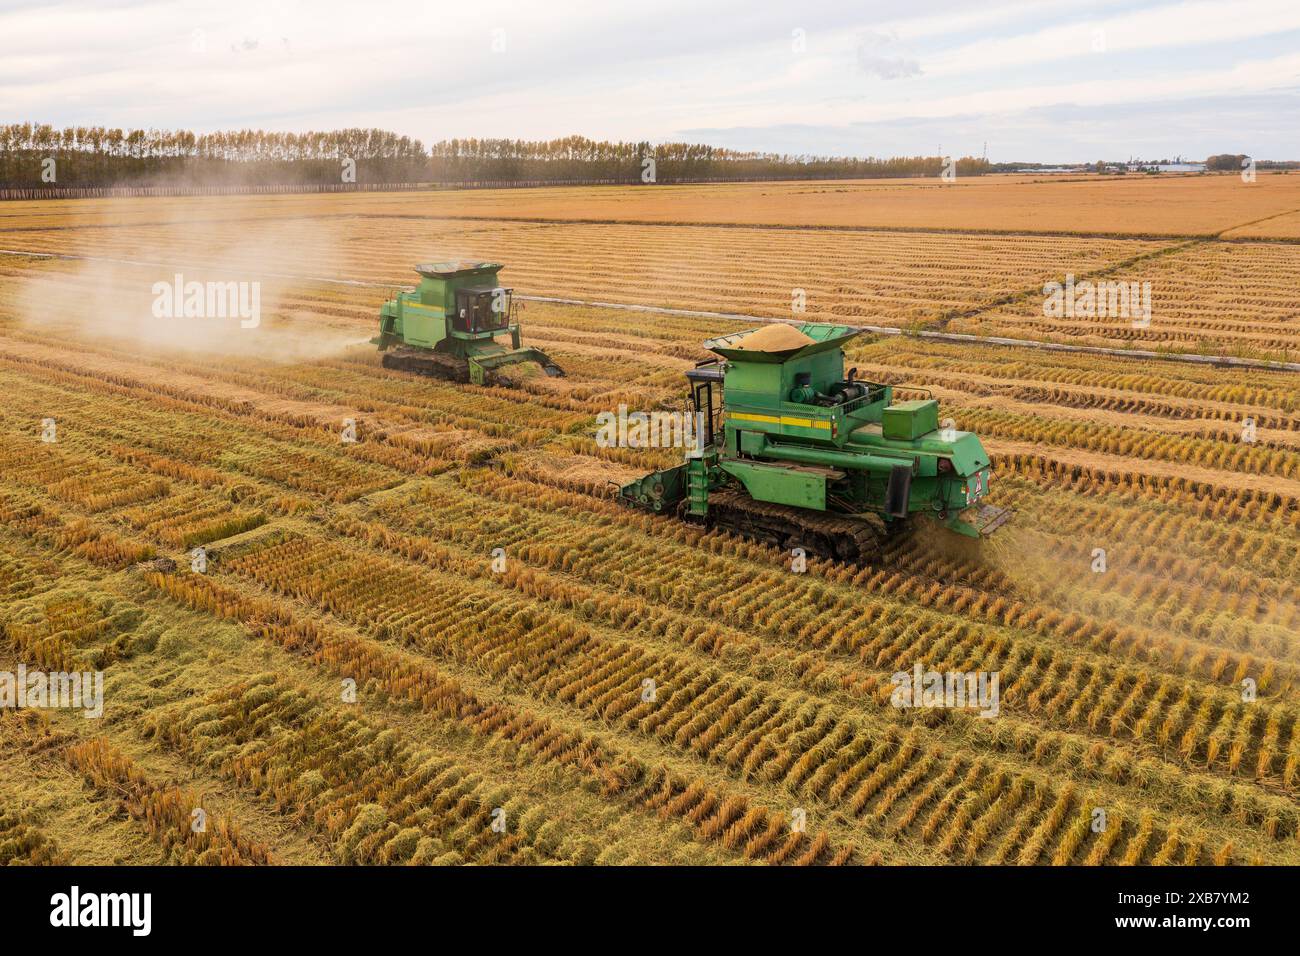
[
  {"left": 303, "top": 213, "right": 1226, "bottom": 243},
  {"left": 519, "top": 296, "right": 1300, "bottom": 373},
  {"left": 3, "top": 247, "right": 1298, "bottom": 373},
  {"left": 1216, "top": 205, "right": 1300, "bottom": 239},
  {"left": 4, "top": 211, "right": 1300, "bottom": 245},
  {"left": 0, "top": 247, "right": 383, "bottom": 287}
]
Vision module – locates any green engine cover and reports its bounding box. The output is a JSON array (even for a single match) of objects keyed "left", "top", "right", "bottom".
[
  {"left": 722, "top": 459, "right": 828, "bottom": 510},
  {"left": 882, "top": 399, "right": 940, "bottom": 441}
]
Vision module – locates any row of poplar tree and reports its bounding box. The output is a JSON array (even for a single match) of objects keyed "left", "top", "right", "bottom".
[{"left": 0, "top": 123, "right": 991, "bottom": 187}]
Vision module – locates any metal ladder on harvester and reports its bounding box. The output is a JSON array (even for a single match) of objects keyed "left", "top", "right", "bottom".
[{"left": 685, "top": 455, "right": 710, "bottom": 518}]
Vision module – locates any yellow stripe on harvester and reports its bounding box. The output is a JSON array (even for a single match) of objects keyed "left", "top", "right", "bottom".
[{"left": 730, "top": 412, "right": 831, "bottom": 430}]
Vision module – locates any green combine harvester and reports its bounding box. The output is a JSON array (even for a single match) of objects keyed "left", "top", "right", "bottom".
[
  {"left": 618, "top": 322, "right": 1011, "bottom": 562},
  {"left": 373, "top": 261, "right": 564, "bottom": 385}
]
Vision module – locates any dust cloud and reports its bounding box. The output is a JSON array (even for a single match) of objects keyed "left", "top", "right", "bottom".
[{"left": 13, "top": 216, "right": 374, "bottom": 365}]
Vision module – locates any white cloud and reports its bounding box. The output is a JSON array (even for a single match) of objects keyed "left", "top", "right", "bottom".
[
  {"left": 694, "top": 50, "right": 1300, "bottom": 131},
  {"left": 0, "top": 0, "right": 1297, "bottom": 159},
  {"left": 855, "top": 32, "right": 922, "bottom": 80},
  {"left": 923, "top": 0, "right": 1300, "bottom": 77}
]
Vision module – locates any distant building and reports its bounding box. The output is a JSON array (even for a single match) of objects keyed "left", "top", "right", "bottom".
[{"left": 1127, "top": 162, "right": 1206, "bottom": 173}]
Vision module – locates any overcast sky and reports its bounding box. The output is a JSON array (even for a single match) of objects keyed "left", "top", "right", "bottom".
[{"left": 2, "top": 0, "right": 1297, "bottom": 162}]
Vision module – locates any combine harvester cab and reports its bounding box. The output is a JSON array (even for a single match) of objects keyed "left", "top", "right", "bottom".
[
  {"left": 618, "top": 322, "right": 1012, "bottom": 561},
  {"left": 373, "top": 261, "right": 564, "bottom": 385}
]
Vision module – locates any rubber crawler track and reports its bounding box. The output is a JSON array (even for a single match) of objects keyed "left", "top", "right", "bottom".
[
  {"left": 705, "top": 488, "right": 888, "bottom": 564},
  {"left": 380, "top": 346, "right": 515, "bottom": 387}
]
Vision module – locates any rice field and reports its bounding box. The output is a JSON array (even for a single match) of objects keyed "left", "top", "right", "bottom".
[{"left": 1, "top": 177, "right": 1297, "bottom": 865}]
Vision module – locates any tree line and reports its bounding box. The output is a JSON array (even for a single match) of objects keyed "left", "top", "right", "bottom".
[
  {"left": 1205, "top": 154, "right": 1249, "bottom": 172},
  {"left": 0, "top": 124, "right": 428, "bottom": 187},
  {"left": 428, "top": 136, "right": 989, "bottom": 182},
  {"left": 0, "top": 123, "right": 991, "bottom": 187}
]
